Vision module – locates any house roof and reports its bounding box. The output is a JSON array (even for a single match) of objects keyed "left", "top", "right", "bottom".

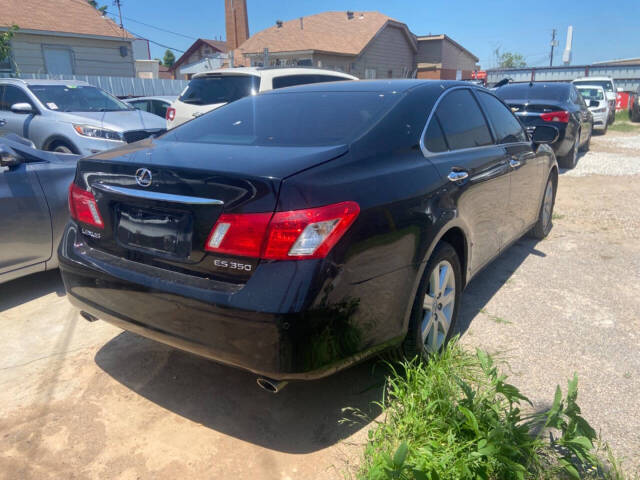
[
  {"left": 171, "top": 38, "right": 228, "bottom": 71},
  {"left": 416, "top": 34, "right": 479, "bottom": 62},
  {"left": 0, "top": 0, "right": 133, "bottom": 39},
  {"left": 237, "top": 11, "right": 415, "bottom": 57}
]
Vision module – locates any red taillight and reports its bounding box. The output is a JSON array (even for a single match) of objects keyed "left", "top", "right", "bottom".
[
  {"left": 166, "top": 107, "right": 176, "bottom": 121},
  {"left": 68, "top": 183, "right": 104, "bottom": 229},
  {"left": 205, "top": 201, "right": 360, "bottom": 260},
  {"left": 540, "top": 110, "right": 569, "bottom": 123}
]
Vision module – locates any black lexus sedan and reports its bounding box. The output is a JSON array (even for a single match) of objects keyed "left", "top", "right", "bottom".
[
  {"left": 59, "top": 80, "right": 558, "bottom": 391},
  {"left": 495, "top": 82, "right": 593, "bottom": 169}
]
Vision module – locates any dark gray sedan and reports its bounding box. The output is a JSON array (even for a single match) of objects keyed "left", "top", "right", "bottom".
[{"left": 0, "top": 134, "right": 78, "bottom": 284}]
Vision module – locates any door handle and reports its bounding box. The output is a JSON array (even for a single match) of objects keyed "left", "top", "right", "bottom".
[
  {"left": 509, "top": 158, "right": 521, "bottom": 168},
  {"left": 447, "top": 170, "right": 469, "bottom": 182}
]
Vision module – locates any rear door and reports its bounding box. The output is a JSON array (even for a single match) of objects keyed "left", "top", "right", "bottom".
[
  {"left": 422, "top": 87, "right": 510, "bottom": 274},
  {"left": 0, "top": 159, "right": 52, "bottom": 274},
  {"left": 475, "top": 90, "right": 542, "bottom": 242}
]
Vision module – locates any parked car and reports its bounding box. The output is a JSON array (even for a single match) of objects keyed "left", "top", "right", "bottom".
[
  {"left": 0, "top": 79, "right": 166, "bottom": 156},
  {"left": 495, "top": 82, "right": 592, "bottom": 169},
  {"left": 59, "top": 80, "right": 559, "bottom": 391},
  {"left": 0, "top": 134, "right": 78, "bottom": 284},
  {"left": 124, "top": 96, "right": 176, "bottom": 119},
  {"left": 166, "top": 67, "right": 358, "bottom": 128},
  {"left": 629, "top": 85, "right": 640, "bottom": 122},
  {"left": 575, "top": 85, "right": 610, "bottom": 134},
  {"left": 572, "top": 77, "right": 617, "bottom": 125}
]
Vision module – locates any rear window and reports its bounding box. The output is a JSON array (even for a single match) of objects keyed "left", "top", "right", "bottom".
[
  {"left": 272, "top": 74, "right": 349, "bottom": 90},
  {"left": 162, "top": 91, "right": 401, "bottom": 147},
  {"left": 574, "top": 80, "right": 613, "bottom": 93},
  {"left": 577, "top": 87, "right": 605, "bottom": 101},
  {"left": 495, "top": 84, "right": 569, "bottom": 102},
  {"left": 179, "top": 75, "right": 260, "bottom": 106}
]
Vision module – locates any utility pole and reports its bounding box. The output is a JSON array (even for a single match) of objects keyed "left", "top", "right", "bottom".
[
  {"left": 114, "top": 0, "right": 124, "bottom": 30},
  {"left": 549, "top": 29, "right": 557, "bottom": 67}
]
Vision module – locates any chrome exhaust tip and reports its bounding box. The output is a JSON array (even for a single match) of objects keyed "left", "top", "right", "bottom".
[
  {"left": 256, "top": 377, "right": 288, "bottom": 393},
  {"left": 80, "top": 311, "right": 99, "bottom": 322}
]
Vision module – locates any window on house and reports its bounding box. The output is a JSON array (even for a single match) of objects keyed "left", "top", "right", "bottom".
[
  {"left": 43, "top": 47, "right": 74, "bottom": 75},
  {"left": 365, "top": 68, "right": 376, "bottom": 79}
]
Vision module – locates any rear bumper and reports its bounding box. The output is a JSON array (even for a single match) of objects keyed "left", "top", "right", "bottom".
[{"left": 58, "top": 224, "right": 401, "bottom": 380}]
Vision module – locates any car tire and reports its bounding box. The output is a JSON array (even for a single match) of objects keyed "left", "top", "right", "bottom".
[
  {"left": 559, "top": 132, "right": 579, "bottom": 169},
  {"left": 579, "top": 127, "right": 591, "bottom": 152},
  {"left": 402, "top": 241, "right": 462, "bottom": 359},
  {"left": 49, "top": 141, "right": 76, "bottom": 154},
  {"left": 529, "top": 173, "right": 556, "bottom": 240}
]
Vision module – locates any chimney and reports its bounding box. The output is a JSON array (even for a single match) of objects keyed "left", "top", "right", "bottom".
[
  {"left": 225, "top": 0, "right": 250, "bottom": 51},
  {"left": 276, "top": 20, "right": 283, "bottom": 28},
  {"left": 299, "top": 17, "right": 303, "bottom": 30},
  {"left": 346, "top": 11, "right": 354, "bottom": 20}
]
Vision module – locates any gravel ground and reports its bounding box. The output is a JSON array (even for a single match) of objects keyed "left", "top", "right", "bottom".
[{"left": 0, "top": 130, "right": 638, "bottom": 478}]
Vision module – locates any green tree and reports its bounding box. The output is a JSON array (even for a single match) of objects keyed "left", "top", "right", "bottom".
[
  {"left": 154, "top": 58, "right": 163, "bottom": 66},
  {"left": 498, "top": 51, "right": 527, "bottom": 68},
  {"left": 87, "top": 0, "right": 107, "bottom": 15},
  {"left": 0, "top": 25, "right": 19, "bottom": 73},
  {"left": 163, "top": 50, "right": 176, "bottom": 68}
]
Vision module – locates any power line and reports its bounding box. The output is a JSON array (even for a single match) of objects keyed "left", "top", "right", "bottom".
[
  {"left": 120, "top": 16, "right": 197, "bottom": 40},
  {"left": 125, "top": 28, "right": 186, "bottom": 53}
]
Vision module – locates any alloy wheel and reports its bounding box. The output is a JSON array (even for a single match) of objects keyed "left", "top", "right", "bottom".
[{"left": 421, "top": 260, "right": 456, "bottom": 354}]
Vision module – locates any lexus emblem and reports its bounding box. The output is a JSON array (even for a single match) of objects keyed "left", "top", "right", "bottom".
[{"left": 135, "top": 168, "right": 152, "bottom": 187}]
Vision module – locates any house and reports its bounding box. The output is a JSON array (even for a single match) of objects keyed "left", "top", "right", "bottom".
[
  {"left": 235, "top": 11, "right": 417, "bottom": 79},
  {"left": 170, "top": 38, "right": 228, "bottom": 80},
  {"left": 0, "top": 0, "right": 136, "bottom": 76},
  {"left": 414, "top": 34, "right": 479, "bottom": 80}
]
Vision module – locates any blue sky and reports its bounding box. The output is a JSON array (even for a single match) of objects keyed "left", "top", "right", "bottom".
[{"left": 112, "top": 0, "right": 640, "bottom": 68}]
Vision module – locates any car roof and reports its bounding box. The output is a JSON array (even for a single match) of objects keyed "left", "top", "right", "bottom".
[
  {"left": 124, "top": 96, "right": 176, "bottom": 102},
  {"left": 574, "top": 84, "right": 605, "bottom": 90},
  {"left": 573, "top": 77, "right": 614, "bottom": 82},
  {"left": 0, "top": 78, "right": 92, "bottom": 87},
  {"left": 498, "top": 81, "right": 570, "bottom": 90},
  {"left": 192, "top": 67, "right": 358, "bottom": 81},
  {"left": 260, "top": 79, "right": 473, "bottom": 96}
]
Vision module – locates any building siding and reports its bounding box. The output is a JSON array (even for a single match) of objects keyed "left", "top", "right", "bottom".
[
  {"left": 10, "top": 32, "right": 135, "bottom": 76},
  {"left": 440, "top": 40, "right": 477, "bottom": 71},
  {"left": 352, "top": 25, "right": 414, "bottom": 79}
]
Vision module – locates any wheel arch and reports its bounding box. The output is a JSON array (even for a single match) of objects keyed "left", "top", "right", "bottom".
[{"left": 42, "top": 135, "right": 79, "bottom": 154}]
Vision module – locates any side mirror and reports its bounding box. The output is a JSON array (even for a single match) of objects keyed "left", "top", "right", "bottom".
[
  {"left": 589, "top": 99, "right": 600, "bottom": 108},
  {"left": 10, "top": 102, "right": 34, "bottom": 114},
  {"left": 0, "top": 145, "right": 22, "bottom": 167},
  {"left": 531, "top": 125, "right": 559, "bottom": 145}
]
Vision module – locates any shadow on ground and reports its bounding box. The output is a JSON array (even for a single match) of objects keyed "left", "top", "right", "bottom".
[
  {"left": 455, "top": 237, "right": 546, "bottom": 336},
  {"left": 0, "top": 270, "right": 66, "bottom": 313},
  {"left": 91, "top": 237, "right": 545, "bottom": 454},
  {"left": 95, "top": 331, "right": 386, "bottom": 454}
]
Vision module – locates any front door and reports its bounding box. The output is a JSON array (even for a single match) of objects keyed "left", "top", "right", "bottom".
[
  {"left": 0, "top": 161, "right": 52, "bottom": 274},
  {"left": 422, "top": 88, "right": 510, "bottom": 274}
]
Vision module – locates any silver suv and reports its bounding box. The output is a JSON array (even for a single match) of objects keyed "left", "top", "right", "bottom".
[{"left": 0, "top": 79, "right": 166, "bottom": 156}]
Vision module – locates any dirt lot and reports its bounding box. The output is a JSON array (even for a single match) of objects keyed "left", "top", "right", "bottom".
[{"left": 1, "top": 130, "right": 639, "bottom": 479}]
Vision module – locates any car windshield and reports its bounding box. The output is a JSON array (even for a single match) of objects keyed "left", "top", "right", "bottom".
[
  {"left": 574, "top": 80, "right": 613, "bottom": 92},
  {"left": 577, "top": 87, "right": 605, "bottom": 101},
  {"left": 179, "top": 75, "right": 261, "bottom": 106},
  {"left": 162, "top": 91, "right": 402, "bottom": 147},
  {"left": 495, "top": 84, "right": 569, "bottom": 102},
  {"left": 28, "top": 84, "right": 132, "bottom": 112}
]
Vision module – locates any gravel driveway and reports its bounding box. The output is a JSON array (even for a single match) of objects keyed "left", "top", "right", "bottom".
[{"left": 0, "top": 131, "right": 638, "bottom": 478}]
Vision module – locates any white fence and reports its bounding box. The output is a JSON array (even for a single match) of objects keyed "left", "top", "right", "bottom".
[{"left": 12, "top": 74, "right": 189, "bottom": 98}]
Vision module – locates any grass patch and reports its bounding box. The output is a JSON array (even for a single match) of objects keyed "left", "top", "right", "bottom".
[
  {"left": 350, "top": 340, "right": 632, "bottom": 479},
  {"left": 610, "top": 111, "right": 640, "bottom": 132},
  {"left": 552, "top": 213, "right": 565, "bottom": 221}
]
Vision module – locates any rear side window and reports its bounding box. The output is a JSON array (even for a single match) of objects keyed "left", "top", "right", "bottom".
[
  {"left": 423, "top": 118, "right": 448, "bottom": 153},
  {"left": 476, "top": 91, "right": 527, "bottom": 144},
  {"left": 428, "top": 89, "right": 492, "bottom": 151},
  {"left": 129, "top": 100, "right": 150, "bottom": 112},
  {"left": 179, "top": 75, "right": 260, "bottom": 106},
  {"left": 272, "top": 74, "right": 349, "bottom": 90},
  {"left": 1, "top": 85, "right": 33, "bottom": 110}
]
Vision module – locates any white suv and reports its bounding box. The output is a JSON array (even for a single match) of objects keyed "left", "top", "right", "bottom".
[
  {"left": 166, "top": 67, "right": 358, "bottom": 128},
  {"left": 573, "top": 77, "right": 617, "bottom": 125}
]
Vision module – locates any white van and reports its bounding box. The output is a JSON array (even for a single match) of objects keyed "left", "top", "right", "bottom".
[{"left": 167, "top": 67, "right": 358, "bottom": 128}]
